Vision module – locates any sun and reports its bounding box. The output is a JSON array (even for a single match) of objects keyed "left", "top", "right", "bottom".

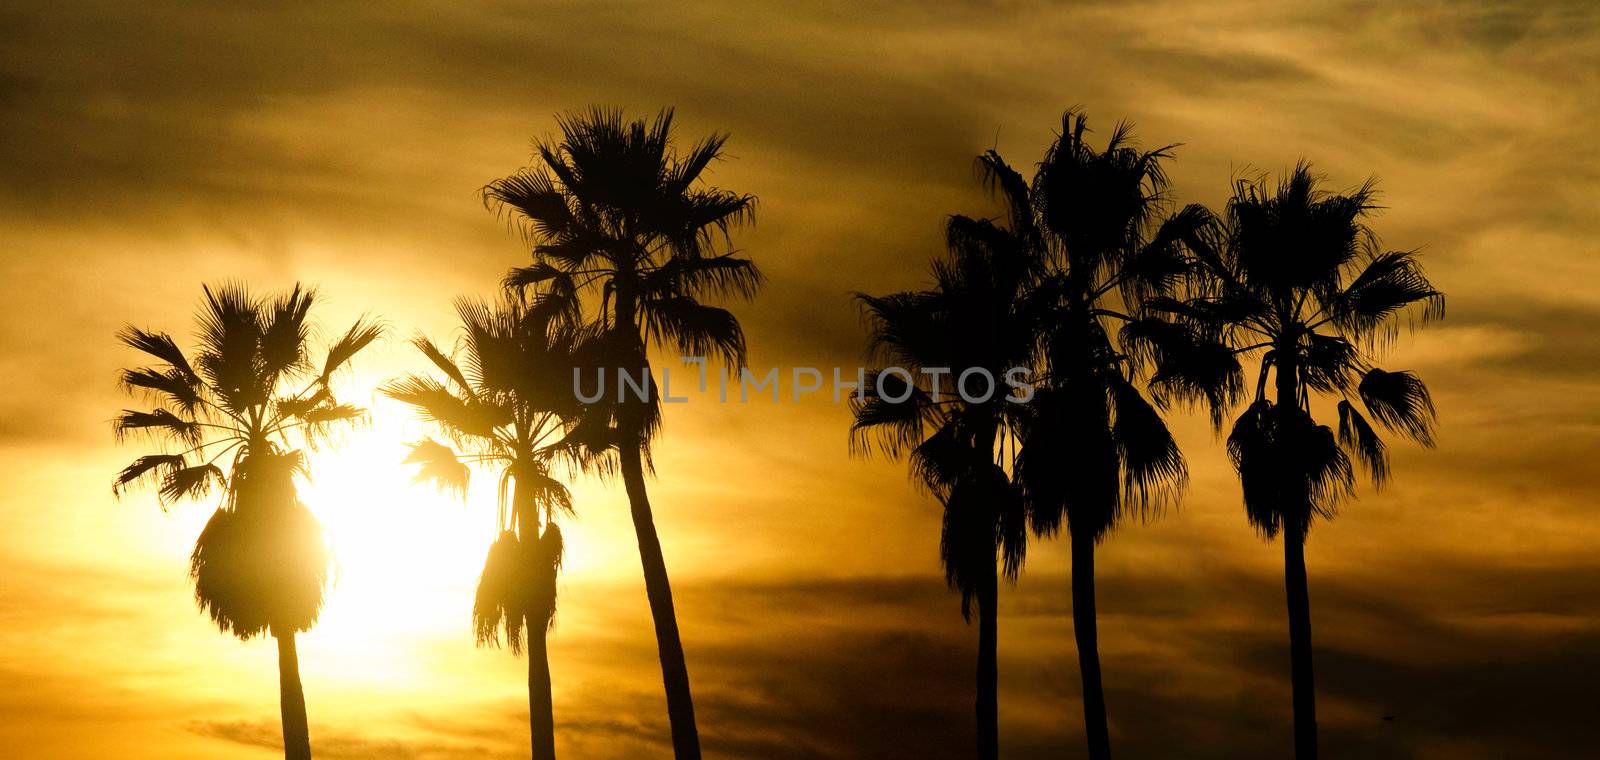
[
  {"left": 291, "top": 394, "right": 503, "bottom": 678},
  {"left": 282, "top": 372, "right": 625, "bottom": 688}
]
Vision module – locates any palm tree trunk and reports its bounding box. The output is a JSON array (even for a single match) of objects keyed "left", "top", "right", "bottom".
[
  {"left": 1274, "top": 352, "right": 1317, "bottom": 759},
  {"left": 619, "top": 441, "right": 701, "bottom": 760},
  {"left": 529, "top": 626, "right": 557, "bottom": 760},
  {"left": 976, "top": 554, "right": 999, "bottom": 760},
  {"left": 274, "top": 631, "right": 312, "bottom": 760},
  {"left": 1071, "top": 531, "right": 1112, "bottom": 760},
  {"left": 1284, "top": 534, "right": 1317, "bottom": 759}
]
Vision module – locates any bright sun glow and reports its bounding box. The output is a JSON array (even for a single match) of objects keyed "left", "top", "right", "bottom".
[{"left": 293, "top": 389, "right": 547, "bottom": 684}]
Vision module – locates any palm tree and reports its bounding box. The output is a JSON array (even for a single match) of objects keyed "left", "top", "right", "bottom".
[
  {"left": 384, "top": 294, "right": 593, "bottom": 760},
  {"left": 1169, "top": 164, "right": 1443, "bottom": 758},
  {"left": 112, "top": 283, "right": 381, "bottom": 760},
  {"left": 481, "top": 107, "right": 759, "bottom": 759},
  {"left": 850, "top": 168, "right": 1040, "bottom": 759},
  {"left": 1007, "top": 111, "right": 1239, "bottom": 760}
]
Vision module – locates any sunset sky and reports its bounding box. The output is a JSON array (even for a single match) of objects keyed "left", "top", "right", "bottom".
[{"left": 3, "top": 1, "right": 1599, "bottom": 757}]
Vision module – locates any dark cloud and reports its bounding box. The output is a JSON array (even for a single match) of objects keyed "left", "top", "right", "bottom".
[
  {"left": 1117, "top": 45, "right": 1319, "bottom": 89},
  {"left": 191, "top": 719, "right": 508, "bottom": 759},
  {"left": 524, "top": 567, "right": 1600, "bottom": 757},
  {"left": 1450, "top": 303, "right": 1600, "bottom": 381}
]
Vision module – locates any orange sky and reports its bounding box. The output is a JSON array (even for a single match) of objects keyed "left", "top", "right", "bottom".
[{"left": 2, "top": 1, "right": 1599, "bottom": 757}]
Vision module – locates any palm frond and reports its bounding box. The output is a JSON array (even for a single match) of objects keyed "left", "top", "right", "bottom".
[
  {"left": 504, "top": 262, "right": 566, "bottom": 290},
  {"left": 1337, "top": 399, "right": 1388, "bottom": 484},
  {"left": 1299, "top": 333, "right": 1360, "bottom": 394},
  {"left": 1329, "top": 250, "right": 1445, "bottom": 342},
  {"left": 117, "top": 327, "right": 199, "bottom": 381},
  {"left": 298, "top": 403, "right": 368, "bottom": 448},
  {"left": 295, "top": 402, "right": 365, "bottom": 426},
  {"left": 1227, "top": 401, "right": 1353, "bottom": 539},
  {"left": 939, "top": 458, "right": 1011, "bottom": 618},
  {"left": 260, "top": 284, "right": 317, "bottom": 379},
  {"left": 195, "top": 282, "right": 266, "bottom": 414},
  {"left": 1357, "top": 368, "right": 1437, "bottom": 446},
  {"left": 410, "top": 334, "right": 477, "bottom": 398},
  {"left": 855, "top": 291, "right": 949, "bottom": 371},
  {"left": 974, "top": 150, "right": 1039, "bottom": 246},
  {"left": 120, "top": 367, "right": 205, "bottom": 416},
  {"left": 1110, "top": 376, "right": 1187, "bottom": 514},
  {"left": 474, "top": 531, "right": 532, "bottom": 653},
  {"left": 641, "top": 296, "right": 746, "bottom": 368},
  {"left": 528, "top": 273, "right": 585, "bottom": 325},
  {"left": 402, "top": 438, "right": 471, "bottom": 497},
  {"left": 664, "top": 190, "right": 757, "bottom": 256},
  {"left": 503, "top": 263, "right": 585, "bottom": 325},
  {"left": 1015, "top": 386, "right": 1121, "bottom": 541},
  {"left": 382, "top": 375, "right": 499, "bottom": 440},
  {"left": 161, "top": 463, "right": 224, "bottom": 503},
  {"left": 533, "top": 522, "right": 564, "bottom": 632},
  {"left": 482, "top": 169, "right": 582, "bottom": 245},
  {"left": 907, "top": 421, "right": 969, "bottom": 498},
  {"left": 321, "top": 316, "right": 384, "bottom": 381},
  {"left": 276, "top": 387, "right": 332, "bottom": 420},
  {"left": 1121, "top": 317, "right": 1243, "bottom": 426},
  {"left": 113, "top": 453, "right": 185, "bottom": 497},
  {"left": 113, "top": 408, "right": 201, "bottom": 445},
  {"left": 849, "top": 370, "right": 931, "bottom": 458},
  {"left": 640, "top": 254, "right": 764, "bottom": 303},
  {"left": 1121, "top": 204, "right": 1211, "bottom": 300},
  {"left": 665, "top": 129, "right": 729, "bottom": 194}
]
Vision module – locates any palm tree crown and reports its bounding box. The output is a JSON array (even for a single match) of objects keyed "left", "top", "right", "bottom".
[
  {"left": 113, "top": 282, "right": 381, "bottom": 638},
  {"left": 851, "top": 154, "right": 1041, "bottom": 607},
  {"left": 1178, "top": 164, "right": 1444, "bottom": 538},
  {"left": 483, "top": 106, "right": 760, "bottom": 444},
  {"left": 1012, "top": 111, "right": 1233, "bottom": 547},
  {"left": 384, "top": 294, "right": 591, "bottom": 651}
]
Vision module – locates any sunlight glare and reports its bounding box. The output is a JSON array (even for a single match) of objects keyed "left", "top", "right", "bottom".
[{"left": 296, "top": 392, "right": 501, "bottom": 685}]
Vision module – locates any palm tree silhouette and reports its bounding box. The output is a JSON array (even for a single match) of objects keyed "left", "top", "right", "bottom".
[
  {"left": 482, "top": 107, "right": 759, "bottom": 759},
  {"left": 112, "top": 283, "right": 382, "bottom": 760},
  {"left": 850, "top": 172, "right": 1039, "bottom": 759},
  {"left": 384, "top": 294, "right": 593, "bottom": 760},
  {"left": 1170, "top": 165, "right": 1443, "bottom": 758},
  {"left": 1006, "top": 111, "right": 1237, "bottom": 760}
]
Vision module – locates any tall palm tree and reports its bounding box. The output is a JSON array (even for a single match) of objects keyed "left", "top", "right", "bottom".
[
  {"left": 112, "top": 283, "right": 381, "bottom": 760},
  {"left": 1168, "top": 164, "right": 1443, "bottom": 758},
  {"left": 850, "top": 170, "right": 1040, "bottom": 759},
  {"left": 482, "top": 107, "right": 759, "bottom": 759},
  {"left": 1008, "top": 111, "right": 1239, "bottom": 760},
  {"left": 384, "top": 294, "right": 592, "bottom": 760}
]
